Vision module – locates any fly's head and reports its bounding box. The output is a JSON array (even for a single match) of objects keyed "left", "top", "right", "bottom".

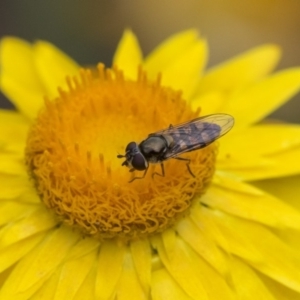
[{"left": 117, "top": 142, "right": 148, "bottom": 171}]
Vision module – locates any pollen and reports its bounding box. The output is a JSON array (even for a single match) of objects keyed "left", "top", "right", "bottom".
[{"left": 25, "top": 65, "right": 217, "bottom": 240}]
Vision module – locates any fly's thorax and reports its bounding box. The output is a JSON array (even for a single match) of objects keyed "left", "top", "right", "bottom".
[
  {"left": 162, "top": 134, "right": 174, "bottom": 148},
  {"left": 140, "top": 136, "right": 169, "bottom": 162}
]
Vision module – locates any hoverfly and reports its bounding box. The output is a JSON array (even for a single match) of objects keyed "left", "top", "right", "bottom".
[{"left": 117, "top": 114, "right": 234, "bottom": 182}]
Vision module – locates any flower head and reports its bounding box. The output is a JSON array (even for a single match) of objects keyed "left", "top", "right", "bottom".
[
  {"left": 25, "top": 64, "right": 218, "bottom": 240},
  {"left": 1, "top": 29, "right": 300, "bottom": 299}
]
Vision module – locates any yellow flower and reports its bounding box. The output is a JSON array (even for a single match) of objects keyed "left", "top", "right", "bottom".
[{"left": 1, "top": 29, "right": 300, "bottom": 299}]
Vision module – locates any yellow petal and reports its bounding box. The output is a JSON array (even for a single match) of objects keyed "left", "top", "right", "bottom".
[
  {"left": 0, "top": 37, "right": 46, "bottom": 119},
  {"left": 130, "top": 238, "right": 151, "bottom": 296},
  {"left": 161, "top": 228, "right": 177, "bottom": 259},
  {"left": 219, "top": 124, "right": 300, "bottom": 158},
  {"left": 0, "top": 232, "right": 44, "bottom": 273},
  {"left": 0, "top": 206, "right": 57, "bottom": 248},
  {"left": 176, "top": 216, "right": 229, "bottom": 277},
  {"left": 252, "top": 175, "right": 300, "bottom": 212},
  {"left": 162, "top": 40, "right": 208, "bottom": 98},
  {"left": 113, "top": 29, "right": 143, "bottom": 79},
  {"left": 259, "top": 272, "right": 300, "bottom": 300},
  {"left": 276, "top": 229, "right": 300, "bottom": 257},
  {"left": 198, "top": 44, "right": 281, "bottom": 94},
  {"left": 145, "top": 30, "right": 207, "bottom": 98},
  {"left": 17, "top": 188, "right": 40, "bottom": 204},
  {"left": 151, "top": 269, "right": 193, "bottom": 300},
  {"left": 30, "top": 268, "right": 59, "bottom": 300},
  {"left": 0, "top": 109, "right": 29, "bottom": 153},
  {"left": 116, "top": 250, "right": 147, "bottom": 300},
  {"left": 33, "top": 41, "right": 80, "bottom": 98},
  {"left": 151, "top": 234, "right": 208, "bottom": 300},
  {"left": 95, "top": 240, "right": 126, "bottom": 300},
  {"left": 0, "top": 226, "right": 79, "bottom": 300},
  {"left": 252, "top": 175, "right": 300, "bottom": 251},
  {"left": 64, "top": 236, "right": 99, "bottom": 261},
  {"left": 190, "top": 205, "right": 231, "bottom": 254},
  {"left": 0, "top": 201, "right": 37, "bottom": 227},
  {"left": 152, "top": 233, "right": 234, "bottom": 300},
  {"left": 230, "top": 258, "right": 275, "bottom": 300},
  {"left": 224, "top": 68, "right": 300, "bottom": 129},
  {"left": 217, "top": 146, "right": 300, "bottom": 181},
  {"left": 53, "top": 247, "right": 98, "bottom": 300},
  {"left": 0, "top": 175, "right": 33, "bottom": 199},
  {"left": 217, "top": 123, "right": 300, "bottom": 181},
  {"left": 213, "top": 172, "right": 263, "bottom": 195},
  {"left": 0, "top": 153, "right": 26, "bottom": 176},
  {"left": 145, "top": 29, "right": 200, "bottom": 72},
  {"left": 207, "top": 208, "right": 300, "bottom": 293},
  {"left": 263, "top": 146, "right": 300, "bottom": 179},
  {"left": 190, "top": 91, "right": 225, "bottom": 115},
  {"left": 73, "top": 265, "right": 97, "bottom": 300},
  {"left": 207, "top": 178, "right": 300, "bottom": 230},
  {"left": 192, "top": 206, "right": 262, "bottom": 262}
]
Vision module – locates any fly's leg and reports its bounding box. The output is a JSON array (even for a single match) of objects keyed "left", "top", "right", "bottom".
[
  {"left": 129, "top": 167, "right": 148, "bottom": 183},
  {"left": 173, "top": 157, "right": 195, "bottom": 178},
  {"left": 152, "top": 163, "right": 165, "bottom": 179}
]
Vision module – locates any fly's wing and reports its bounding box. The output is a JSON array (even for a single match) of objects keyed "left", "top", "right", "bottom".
[{"left": 149, "top": 114, "right": 234, "bottom": 159}]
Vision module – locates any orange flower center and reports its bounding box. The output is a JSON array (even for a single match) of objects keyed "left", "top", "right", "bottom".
[{"left": 25, "top": 65, "right": 217, "bottom": 240}]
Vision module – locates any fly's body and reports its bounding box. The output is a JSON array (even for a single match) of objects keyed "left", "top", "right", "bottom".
[{"left": 117, "top": 114, "right": 234, "bottom": 182}]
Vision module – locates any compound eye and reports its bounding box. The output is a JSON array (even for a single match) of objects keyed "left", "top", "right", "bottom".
[
  {"left": 131, "top": 153, "right": 147, "bottom": 171},
  {"left": 125, "top": 142, "right": 137, "bottom": 152}
]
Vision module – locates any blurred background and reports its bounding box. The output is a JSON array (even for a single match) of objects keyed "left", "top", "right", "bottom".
[{"left": 0, "top": 0, "right": 300, "bottom": 122}]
